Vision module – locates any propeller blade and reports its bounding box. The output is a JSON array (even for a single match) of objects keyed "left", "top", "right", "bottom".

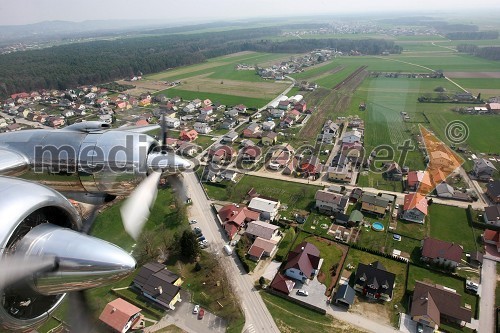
[
  {"left": 120, "top": 171, "right": 161, "bottom": 240},
  {"left": 161, "top": 113, "right": 167, "bottom": 149},
  {"left": 0, "top": 254, "right": 56, "bottom": 290},
  {"left": 68, "top": 291, "right": 94, "bottom": 333}
]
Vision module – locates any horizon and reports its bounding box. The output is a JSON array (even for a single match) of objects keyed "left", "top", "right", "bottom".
[{"left": 1, "top": 0, "right": 500, "bottom": 26}]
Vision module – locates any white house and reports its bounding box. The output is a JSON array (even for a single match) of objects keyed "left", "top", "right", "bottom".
[
  {"left": 262, "top": 121, "right": 276, "bottom": 131},
  {"left": 248, "top": 197, "right": 280, "bottom": 221},
  {"left": 342, "top": 130, "right": 362, "bottom": 144},
  {"left": 193, "top": 122, "right": 211, "bottom": 134},
  {"left": 165, "top": 117, "right": 180, "bottom": 128},
  {"left": 183, "top": 103, "right": 196, "bottom": 113}
]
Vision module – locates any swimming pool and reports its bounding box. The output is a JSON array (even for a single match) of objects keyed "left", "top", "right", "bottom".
[{"left": 371, "top": 222, "right": 385, "bottom": 232}]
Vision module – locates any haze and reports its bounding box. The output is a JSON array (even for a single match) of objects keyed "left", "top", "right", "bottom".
[{"left": 1, "top": 0, "right": 500, "bottom": 26}]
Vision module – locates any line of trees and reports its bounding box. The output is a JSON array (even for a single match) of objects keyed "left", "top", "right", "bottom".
[
  {"left": 457, "top": 44, "right": 500, "bottom": 61},
  {"left": 446, "top": 31, "right": 499, "bottom": 40},
  {"left": 0, "top": 26, "right": 401, "bottom": 97}
]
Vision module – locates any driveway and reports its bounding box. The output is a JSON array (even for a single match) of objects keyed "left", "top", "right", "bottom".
[
  {"left": 399, "top": 314, "right": 432, "bottom": 333},
  {"left": 261, "top": 260, "right": 281, "bottom": 281},
  {"left": 167, "top": 294, "right": 227, "bottom": 333},
  {"left": 288, "top": 271, "right": 328, "bottom": 310}
]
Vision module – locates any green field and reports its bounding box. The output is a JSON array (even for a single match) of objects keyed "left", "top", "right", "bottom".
[
  {"left": 428, "top": 204, "right": 477, "bottom": 253},
  {"left": 453, "top": 78, "right": 500, "bottom": 89},
  {"left": 155, "top": 88, "right": 270, "bottom": 108}
]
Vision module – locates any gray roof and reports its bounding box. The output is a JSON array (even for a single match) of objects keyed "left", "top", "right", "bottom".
[
  {"left": 335, "top": 283, "right": 355, "bottom": 305},
  {"left": 248, "top": 197, "right": 279, "bottom": 213},
  {"left": 474, "top": 158, "right": 497, "bottom": 171},
  {"left": 436, "top": 182, "right": 454, "bottom": 196},
  {"left": 361, "top": 193, "right": 390, "bottom": 208},
  {"left": 245, "top": 221, "right": 279, "bottom": 239}
]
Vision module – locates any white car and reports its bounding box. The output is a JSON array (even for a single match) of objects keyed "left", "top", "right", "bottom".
[
  {"left": 296, "top": 289, "right": 309, "bottom": 296},
  {"left": 189, "top": 219, "right": 197, "bottom": 224},
  {"left": 199, "top": 240, "right": 209, "bottom": 248},
  {"left": 193, "top": 304, "right": 200, "bottom": 314}
]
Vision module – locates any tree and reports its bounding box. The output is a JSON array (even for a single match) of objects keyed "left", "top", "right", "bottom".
[
  {"left": 179, "top": 229, "right": 200, "bottom": 261},
  {"left": 259, "top": 276, "right": 266, "bottom": 286}
]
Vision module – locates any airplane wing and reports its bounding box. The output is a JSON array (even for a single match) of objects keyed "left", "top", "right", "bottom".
[
  {"left": 0, "top": 147, "right": 29, "bottom": 176},
  {"left": 116, "top": 124, "right": 160, "bottom": 133}
]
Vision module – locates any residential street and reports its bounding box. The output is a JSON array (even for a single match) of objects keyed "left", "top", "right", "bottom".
[
  {"left": 183, "top": 172, "right": 281, "bottom": 333},
  {"left": 478, "top": 258, "right": 497, "bottom": 333}
]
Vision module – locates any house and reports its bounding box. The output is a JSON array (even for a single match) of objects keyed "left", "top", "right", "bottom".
[
  {"left": 420, "top": 237, "right": 462, "bottom": 269},
  {"left": 299, "top": 155, "right": 322, "bottom": 175},
  {"left": 314, "top": 190, "right": 348, "bottom": 214},
  {"left": 208, "top": 144, "right": 236, "bottom": 164},
  {"left": 245, "top": 220, "right": 280, "bottom": 241},
  {"left": 193, "top": 122, "right": 211, "bottom": 134},
  {"left": 165, "top": 117, "right": 180, "bottom": 128},
  {"left": 353, "top": 261, "right": 395, "bottom": 301},
  {"left": 262, "top": 131, "right": 278, "bottom": 145},
  {"left": 402, "top": 193, "right": 428, "bottom": 224},
  {"left": 248, "top": 197, "right": 280, "bottom": 221},
  {"left": 222, "top": 131, "right": 239, "bottom": 143},
  {"left": 218, "top": 204, "right": 260, "bottom": 239},
  {"left": 247, "top": 237, "right": 278, "bottom": 262},
  {"left": 486, "top": 102, "right": 500, "bottom": 114},
  {"left": 486, "top": 180, "right": 500, "bottom": 203},
  {"left": 221, "top": 118, "right": 237, "bottom": 129},
  {"left": 240, "top": 145, "right": 262, "bottom": 163},
  {"left": 225, "top": 109, "right": 239, "bottom": 118},
  {"left": 334, "top": 212, "right": 349, "bottom": 225},
  {"left": 178, "top": 142, "right": 198, "bottom": 157},
  {"left": 262, "top": 121, "right": 276, "bottom": 131},
  {"left": 327, "top": 164, "right": 351, "bottom": 183},
  {"left": 279, "top": 116, "right": 294, "bottom": 128},
  {"left": 382, "top": 161, "right": 402, "bottom": 181},
  {"left": 484, "top": 205, "right": 500, "bottom": 226},
  {"left": 348, "top": 210, "right": 364, "bottom": 226},
  {"left": 407, "top": 171, "right": 432, "bottom": 193},
  {"left": 349, "top": 188, "right": 363, "bottom": 203},
  {"left": 133, "top": 262, "right": 183, "bottom": 310},
  {"left": 192, "top": 99, "right": 202, "bottom": 108},
  {"left": 342, "top": 130, "right": 362, "bottom": 144},
  {"left": 321, "top": 120, "right": 339, "bottom": 143},
  {"left": 468, "top": 251, "right": 483, "bottom": 268},
  {"left": 411, "top": 281, "right": 472, "bottom": 330},
  {"left": 99, "top": 298, "right": 143, "bottom": 333},
  {"left": 183, "top": 103, "right": 196, "bottom": 113},
  {"left": 270, "top": 108, "right": 285, "bottom": 118},
  {"left": 235, "top": 104, "right": 247, "bottom": 113},
  {"left": 179, "top": 129, "right": 198, "bottom": 142},
  {"left": 473, "top": 158, "right": 497, "bottom": 181},
  {"left": 270, "top": 273, "right": 295, "bottom": 295},
  {"left": 278, "top": 100, "right": 291, "bottom": 110},
  {"left": 429, "top": 151, "right": 454, "bottom": 169},
  {"left": 334, "top": 284, "right": 356, "bottom": 308},
  {"left": 203, "top": 99, "right": 212, "bottom": 107},
  {"left": 288, "top": 109, "right": 301, "bottom": 121},
  {"left": 284, "top": 242, "right": 321, "bottom": 283},
  {"left": 483, "top": 229, "right": 500, "bottom": 252},
  {"left": 242, "top": 123, "right": 262, "bottom": 138},
  {"left": 360, "top": 193, "right": 389, "bottom": 216},
  {"left": 435, "top": 182, "right": 454, "bottom": 198},
  {"left": 200, "top": 106, "right": 213, "bottom": 116},
  {"left": 268, "top": 143, "right": 294, "bottom": 169}
]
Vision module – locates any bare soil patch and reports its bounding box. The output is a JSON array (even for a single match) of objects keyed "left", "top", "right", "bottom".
[
  {"left": 350, "top": 298, "right": 392, "bottom": 325},
  {"left": 446, "top": 71, "right": 500, "bottom": 78},
  {"left": 116, "top": 79, "right": 172, "bottom": 97}
]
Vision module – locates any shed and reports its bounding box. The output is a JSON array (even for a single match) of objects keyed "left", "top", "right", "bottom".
[{"left": 334, "top": 284, "right": 355, "bottom": 308}]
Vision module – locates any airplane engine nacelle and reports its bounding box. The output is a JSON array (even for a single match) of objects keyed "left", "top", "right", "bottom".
[{"left": 0, "top": 176, "right": 81, "bottom": 332}]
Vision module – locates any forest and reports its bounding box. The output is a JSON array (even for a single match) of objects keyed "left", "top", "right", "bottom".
[
  {"left": 456, "top": 44, "right": 500, "bottom": 61},
  {"left": 0, "top": 26, "right": 400, "bottom": 97},
  {"left": 446, "top": 31, "right": 499, "bottom": 40}
]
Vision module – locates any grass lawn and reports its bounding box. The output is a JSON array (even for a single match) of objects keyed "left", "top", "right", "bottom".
[
  {"left": 357, "top": 172, "right": 403, "bottom": 193},
  {"left": 196, "top": 134, "right": 218, "bottom": 150},
  {"left": 394, "top": 218, "right": 428, "bottom": 240},
  {"left": 275, "top": 227, "right": 296, "bottom": 261},
  {"left": 407, "top": 265, "right": 478, "bottom": 319},
  {"left": 428, "top": 204, "right": 478, "bottom": 253},
  {"left": 155, "top": 325, "right": 185, "bottom": 333},
  {"left": 385, "top": 234, "right": 421, "bottom": 263},
  {"left": 224, "top": 174, "right": 321, "bottom": 219},
  {"left": 260, "top": 291, "right": 365, "bottom": 333},
  {"left": 343, "top": 248, "right": 408, "bottom": 326}
]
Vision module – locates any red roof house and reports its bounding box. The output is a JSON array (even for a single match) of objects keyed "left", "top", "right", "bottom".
[
  {"left": 483, "top": 229, "right": 500, "bottom": 252},
  {"left": 99, "top": 298, "right": 143, "bottom": 333},
  {"left": 179, "top": 129, "right": 198, "bottom": 142},
  {"left": 270, "top": 273, "right": 295, "bottom": 295},
  {"left": 421, "top": 237, "right": 462, "bottom": 269},
  {"left": 218, "top": 204, "right": 260, "bottom": 239}
]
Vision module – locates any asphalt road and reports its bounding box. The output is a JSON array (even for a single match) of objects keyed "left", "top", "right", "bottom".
[
  {"left": 478, "top": 258, "right": 497, "bottom": 333},
  {"left": 183, "top": 171, "right": 280, "bottom": 333}
]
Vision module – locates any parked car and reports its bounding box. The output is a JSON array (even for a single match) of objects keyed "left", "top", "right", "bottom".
[
  {"left": 199, "top": 240, "right": 209, "bottom": 248},
  {"left": 223, "top": 244, "right": 233, "bottom": 255},
  {"left": 198, "top": 308, "right": 205, "bottom": 320},
  {"left": 197, "top": 236, "right": 206, "bottom": 242},
  {"left": 466, "top": 280, "right": 479, "bottom": 293},
  {"left": 193, "top": 304, "right": 200, "bottom": 314},
  {"left": 296, "top": 289, "right": 309, "bottom": 296},
  {"left": 193, "top": 227, "right": 202, "bottom": 236},
  {"left": 416, "top": 322, "right": 423, "bottom": 333},
  {"left": 189, "top": 219, "right": 197, "bottom": 224}
]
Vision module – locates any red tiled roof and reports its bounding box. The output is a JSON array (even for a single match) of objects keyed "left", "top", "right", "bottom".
[
  {"left": 284, "top": 242, "right": 320, "bottom": 278},
  {"left": 99, "top": 298, "right": 141, "bottom": 332},
  {"left": 270, "top": 273, "right": 295, "bottom": 294},
  {"left": 403, "top": 193, "right": 428, "bottom": 215},
  {"left": 248, "top": 245, "right": 265, "bottom": 259},
  {"left": 421, "top": 237, "right": 462, "bottom": 262},
  {"left": 484, "top": 229, "right": 500, "bottom": 242}
]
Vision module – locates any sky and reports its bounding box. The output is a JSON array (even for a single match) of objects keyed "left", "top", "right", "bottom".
[{"left": 1, "top": 0, "right": 500, "bottom": 26}]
